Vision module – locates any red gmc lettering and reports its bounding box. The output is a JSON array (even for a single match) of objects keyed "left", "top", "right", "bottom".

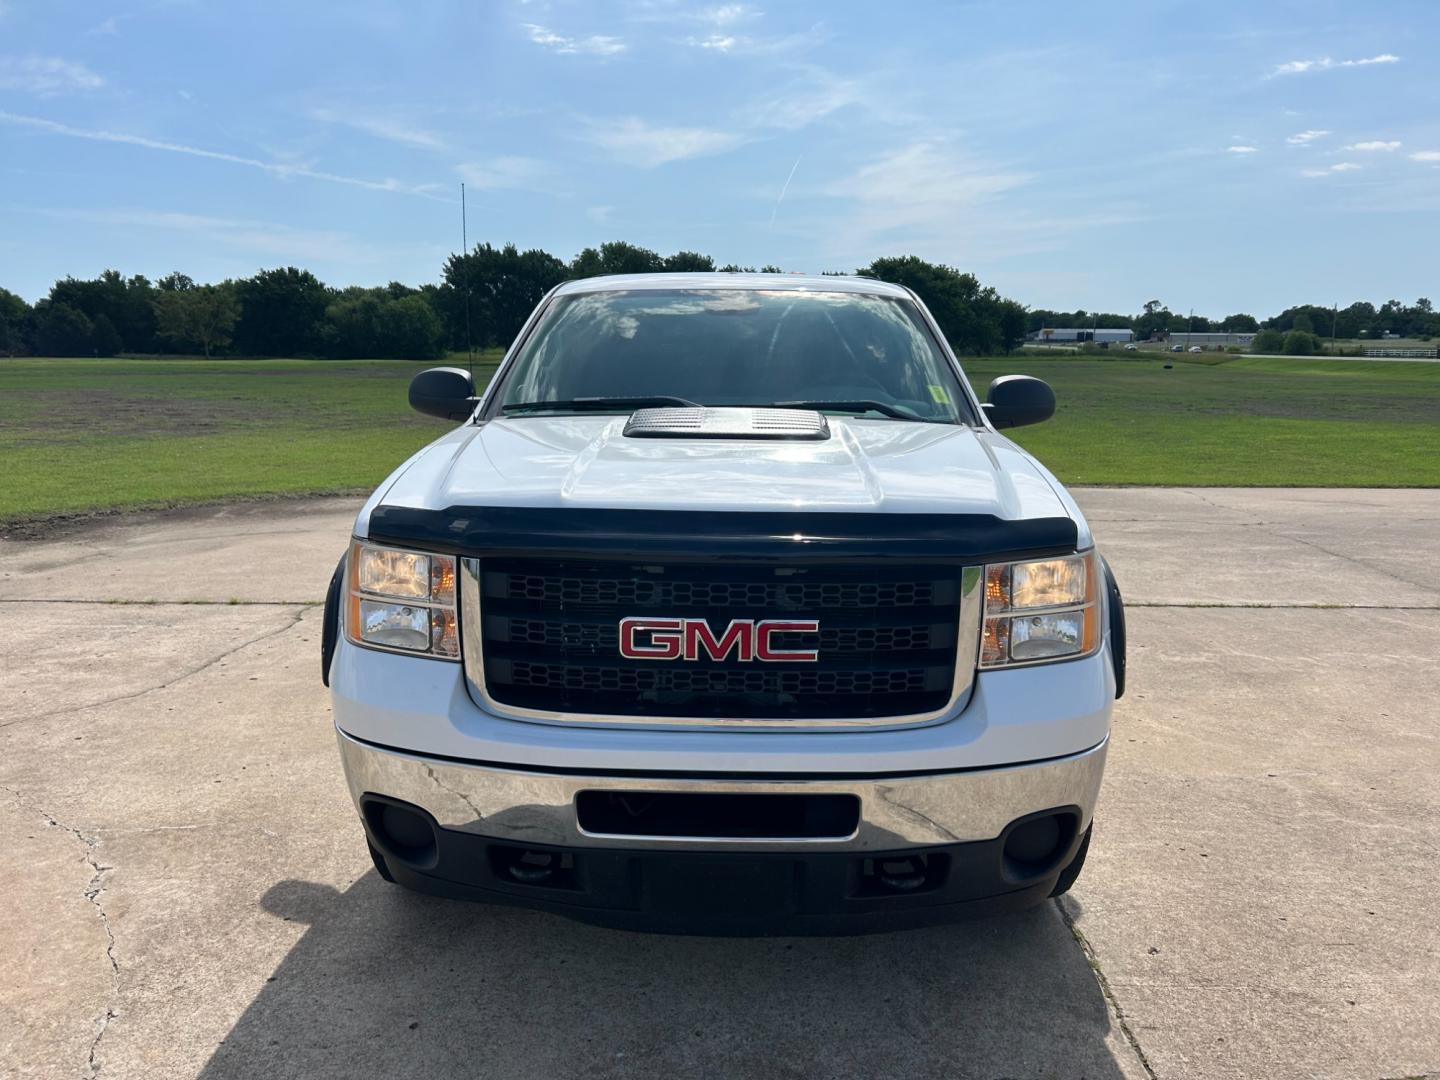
[
  {"left": 618, "top": 617, "right": 683, "bottom": 659},
  {"left": 684, "top": 619, "right": 754, "bottom": 662},
  {"left": 618, "top": 617, "right": 820, "bottom": 662},
  {"left": 755, "top": 620, "right": 820, "bottom": 662}
]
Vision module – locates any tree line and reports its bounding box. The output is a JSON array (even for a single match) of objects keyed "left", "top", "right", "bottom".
[
  {"left": 0, "top": 242, "right": 1025, "bottom": 361},
  {"left": 1030, "top": 297, "right": 1438, "bottom": 343},
  {"left": 2, "top": 242, "right": 1434, "bottom": 361}
]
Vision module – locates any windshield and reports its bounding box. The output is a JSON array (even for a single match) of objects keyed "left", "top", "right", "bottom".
[{"left": 493, "top": 289, "right": 973, "bottom": 423}]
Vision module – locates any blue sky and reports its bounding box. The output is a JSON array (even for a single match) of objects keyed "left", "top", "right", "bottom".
[{"left": 2, "top": 0, "right": 1437, "bottom": 315}]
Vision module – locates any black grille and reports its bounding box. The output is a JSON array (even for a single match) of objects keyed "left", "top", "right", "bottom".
[
  {"left": 474, "top": 558, "right": 962, "bottom": 721},
  {"left": 505, "top": 618, "right": 935, "bottom": 654},
  {"left": 506, "top": 573, "right": 935, "bottom": 610}
]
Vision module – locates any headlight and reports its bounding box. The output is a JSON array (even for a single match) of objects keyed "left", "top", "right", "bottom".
[
  {"left": 981, "top": 551, "right": 1100, "bottom": 668},
  {"left": 344, "top": 540, "right": 459, "bottom": 659}
]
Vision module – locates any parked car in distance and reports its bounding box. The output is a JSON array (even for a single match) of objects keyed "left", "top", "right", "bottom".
[
  {"left": 1123, "top": 343, "right": 1138, "bottom": 351},
  {"left": 1189, "top": 346, "right": 1203, "bottom": 353},
  {"left": 1170, "top": 344, "right": 1184, "bottom": 352},
  {"left": 323, "top": 273, "right": 1125, "bottom": 934}
]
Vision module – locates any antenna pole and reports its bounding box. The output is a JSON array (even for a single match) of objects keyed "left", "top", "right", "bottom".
[{"left": 461, "top": 182, "right": 475, "bottom": 381}]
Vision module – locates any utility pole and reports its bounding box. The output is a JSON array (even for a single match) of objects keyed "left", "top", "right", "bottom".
[
  {"left": 1187, "top": 308, "right": 1194, "bottom": 351},
  {"left": 460, "top": 183, "right": 474, "bottom": 382}
]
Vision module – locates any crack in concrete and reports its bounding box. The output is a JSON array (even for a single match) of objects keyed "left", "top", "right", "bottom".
[
  {"left": 2, "top": 786, "right": 120, "bottom": 1079},
  {"left": 1180, "top": 488, "right": 1247, "bottom": 517},
  {"left": 0, "top": 597, "right": 322, "bottom": 606},
  {"left": 0, "top": 606, "right": 310, "bottom": 730},
  {"left": 1056, "top": 898, "right": 1160, "bottom": 1080},
  {"left": 0, "top": 543, "right": 114, "bottom": 577},
  {"left": 1173, "top": 488, "right": 1440, "bottom": 597},
  {"left": 1127, "top": 602, "right": 1440, "bottom": 610},
  {"left": 1265, "top": 529, "right": 1440, "bottom": 595}
]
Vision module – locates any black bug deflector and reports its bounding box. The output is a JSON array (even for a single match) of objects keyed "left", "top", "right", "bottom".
[{"left": 365, "top": 505, "right": 1079, "bottom": 565}]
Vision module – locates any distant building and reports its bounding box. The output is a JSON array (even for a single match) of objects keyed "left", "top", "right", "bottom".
[
  {"left": 1164, "top": 331, "right": 1256, "bottom": 348},
  {"left": 1028, "top": 327, "right": 1134, "bottom": 344}
]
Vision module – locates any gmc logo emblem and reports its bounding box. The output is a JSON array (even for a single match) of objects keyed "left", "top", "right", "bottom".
[{"left": 618, "top": 617, "right": 820, "bottom": 662}]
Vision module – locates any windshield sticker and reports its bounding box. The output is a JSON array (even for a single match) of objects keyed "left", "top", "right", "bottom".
[{"left": 927, "top": 384, "right": 952, "bottom": 405}]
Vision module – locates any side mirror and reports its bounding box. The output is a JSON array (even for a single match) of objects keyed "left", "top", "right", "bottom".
[
  {"left": 982, "top": 375, "right": 1055, "bottom": 429},
  {"left": 408, "top": 366, "right": 477, "bottom": 421}
]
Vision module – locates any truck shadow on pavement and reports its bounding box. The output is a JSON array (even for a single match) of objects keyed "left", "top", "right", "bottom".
[{"left": 197, "top": 874, "right": 1130, "bottom": 1080}]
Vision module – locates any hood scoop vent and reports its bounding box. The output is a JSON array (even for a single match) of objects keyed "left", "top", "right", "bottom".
[{"left": 623, "top": 407, "right": 830, "bottom": 441}]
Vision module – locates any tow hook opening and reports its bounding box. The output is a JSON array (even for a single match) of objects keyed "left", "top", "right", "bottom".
[
  {"left": 854, "top": 852, "right": 949, "bottom": 897},
  {"left": 488, "top": 844, "right": 579, "bottom": 891}
]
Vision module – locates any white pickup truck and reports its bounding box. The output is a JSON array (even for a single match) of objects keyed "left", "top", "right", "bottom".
[{"left": 322, "top": 273, "right": 1125, "bottom": 933}]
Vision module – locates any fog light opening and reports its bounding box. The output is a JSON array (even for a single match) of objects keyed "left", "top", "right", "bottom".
[
  {"left": 1002, "top": 811, "right": 1078, "bottom": 880},
  {"left": 362, "top": 798, "right": 438, "bottom": 867}
]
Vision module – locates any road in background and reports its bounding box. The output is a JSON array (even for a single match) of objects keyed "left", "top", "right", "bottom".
[{"left": 2, "top": 490, "right": 1438, "bottom": 1079}]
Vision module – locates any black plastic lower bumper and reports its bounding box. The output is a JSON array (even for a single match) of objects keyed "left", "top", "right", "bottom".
[{"left": 360, "top": 797, "right": 1081, "bottom": 936}]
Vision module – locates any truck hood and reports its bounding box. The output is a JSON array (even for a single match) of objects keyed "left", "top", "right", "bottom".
[{"left": 368, "top": 416, "right": 1076, "bottom": 526}]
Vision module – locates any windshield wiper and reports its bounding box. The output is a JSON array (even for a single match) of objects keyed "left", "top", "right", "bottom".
[
  {"left": 768, "top": 399, "right": 943, "bottom": 423},
  {"left": 502, "top": 396, "right": 702, "bottom": 415}
]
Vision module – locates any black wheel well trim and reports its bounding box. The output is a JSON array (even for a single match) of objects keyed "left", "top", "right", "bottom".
[
  {"left": 1101, "top": 554, "right": 1126, "bottom": 700},
  {"left": 321, "top": 550, "right": 347, "bottom": 687}
]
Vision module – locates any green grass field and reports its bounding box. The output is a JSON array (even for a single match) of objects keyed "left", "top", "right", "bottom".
[{"left": 1, "top": 352, "right": 1436, "bottom": 526}]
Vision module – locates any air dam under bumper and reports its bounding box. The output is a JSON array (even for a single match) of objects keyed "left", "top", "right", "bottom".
[{"left": 337, "top": 730, "right": 1107, "bottom": 932}]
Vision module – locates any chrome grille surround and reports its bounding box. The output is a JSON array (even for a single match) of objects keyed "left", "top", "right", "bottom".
[{"left": 460, "top": 559, "right": 982, "bottom": 731}]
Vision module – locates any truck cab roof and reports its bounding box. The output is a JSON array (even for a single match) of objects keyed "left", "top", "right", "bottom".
[{"left": 552, "top": 273, "right": 915, "bottom": 299}]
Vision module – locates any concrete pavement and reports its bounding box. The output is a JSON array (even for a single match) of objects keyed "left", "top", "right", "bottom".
[{"left": 1, "top": 489, "right": 1437, "bottom": 1079}]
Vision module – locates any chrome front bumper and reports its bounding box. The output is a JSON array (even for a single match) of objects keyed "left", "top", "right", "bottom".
[{"left": 336, "top": 729, "right": 1108, "bottom": 854}]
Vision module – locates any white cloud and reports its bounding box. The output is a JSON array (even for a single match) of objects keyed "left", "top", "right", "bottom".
[
  {"left": 0, "top": 56, "right": 104, "bottom": 95},
  {"left": 309, "top": 107, "right": 449, "bottom": 151},
  {"left": 1269, "top": 53, "right": 1399, "bottom": 77},
  {"left": 1301, "top": 162, "right": 1361, "bottom": 177},
  {"left": 685, "top": 34, "right": 739, "bottom": 51},
  {"left": 455, "top": 156, "right": 548, "bottom": 190},
  {"left": 816, "top": 187, "right": 1138, "bottom": 269},
  {"left": 88, "top": 15, "right": 131, "bottom": 36},
  {"left": 738, "top": 69, "right": 866, "bottom": 130},
  {"left": 24, "top": 207, "right": 380, "bottom": 264},
  {"left": 822, "top": 141, "right": 1028, "bottom": 248},
  {"left": 679, "top": 25, "right": 822, "bottom": 58},
  {"left": 523, "top": 23, "right": 626, "bottom": 57},
  {"left": 1286, "top": 129, "right": 1330, "bottom": 145},
  {"left": 1343, "top": 140, "right": 1401, "bottom": 152},
  {"left": 661, "top": 4, "right": 818, "bottom": 57},
  {"left": 702, "top": 4, "right": 758, "bottom": 25},
  {"left": 0, "top": 111, "right": 449, "bottom": 200},
  {"left": 1227, "top": 145, "right": 1259, "bottom": 154},
  {"left": 1410, "top": 151, "right": 1440, "bottom": 163},
  {"left": 585, "top": 116, "right": 744, "bottom": 167}
]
